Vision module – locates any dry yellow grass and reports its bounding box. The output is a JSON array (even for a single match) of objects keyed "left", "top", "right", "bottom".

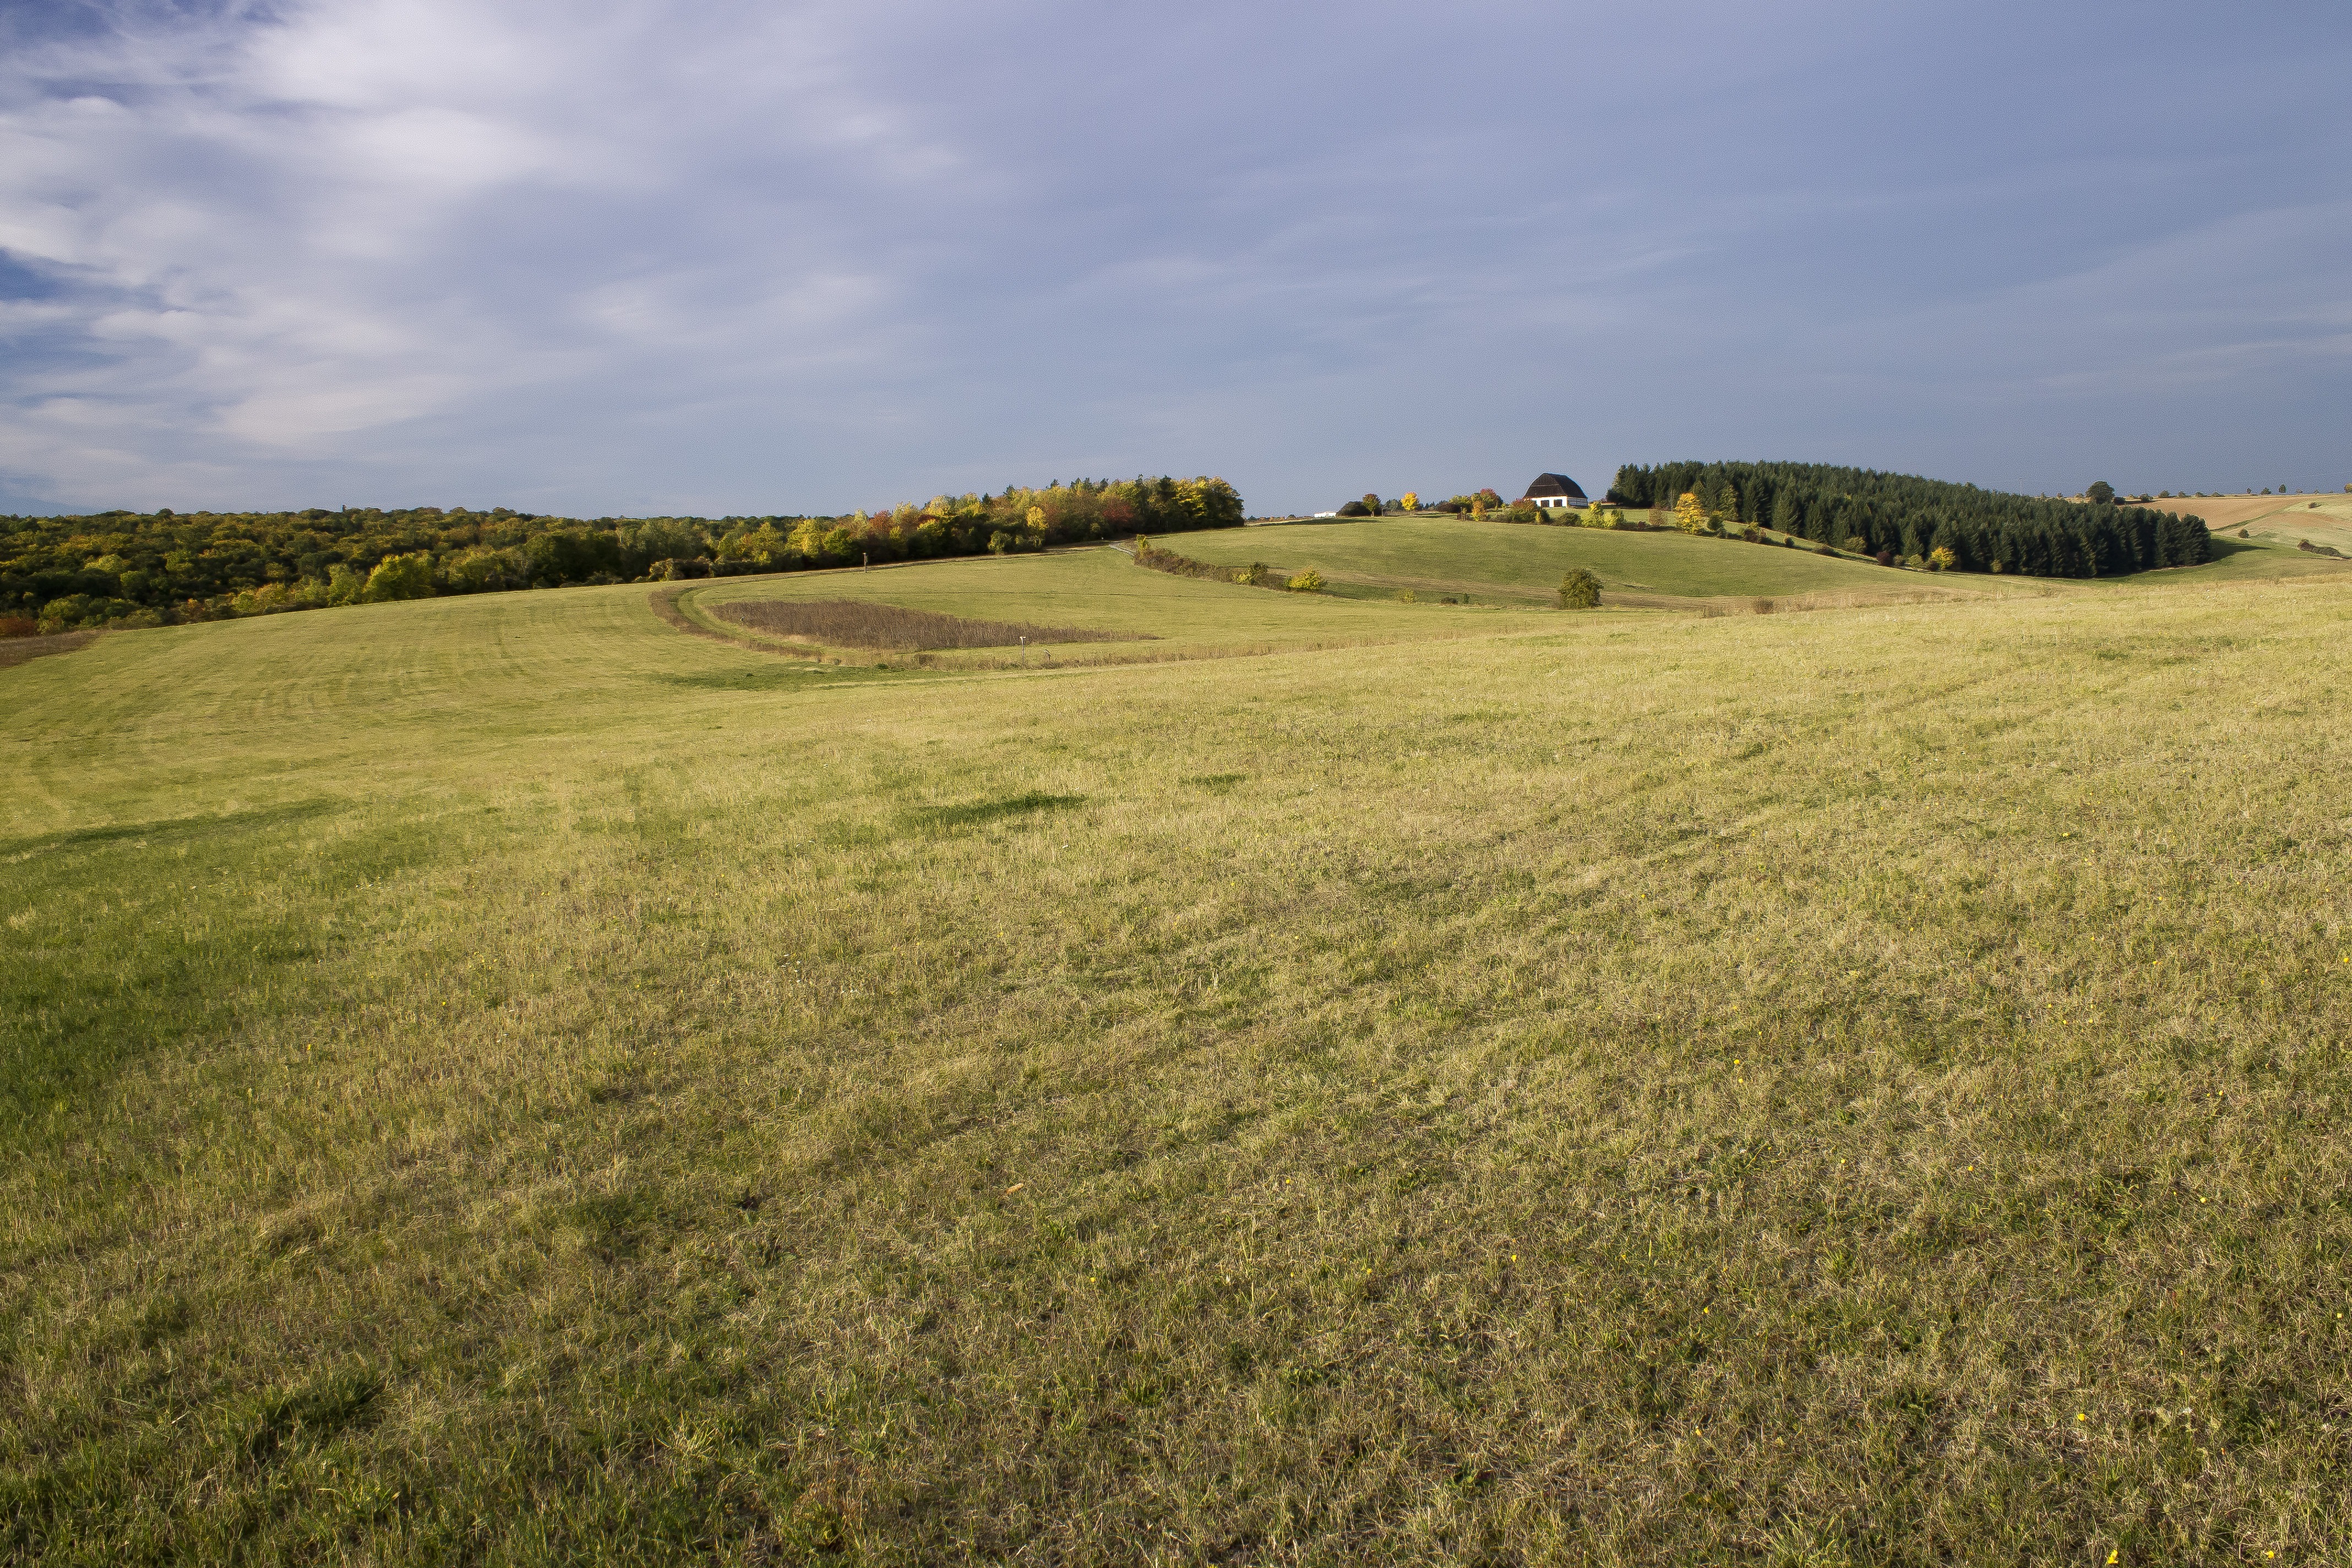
[{"left": 3, "top": 570, "right": 2350, "bottom": 1563}]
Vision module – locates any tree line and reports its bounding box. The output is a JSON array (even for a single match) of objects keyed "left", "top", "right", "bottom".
[
  {"left": 1607, "top": 462, "right": 2210, "bottom": 576},
  {"left": 0, "top": 476, "right": 1244, "bottom": 634}
]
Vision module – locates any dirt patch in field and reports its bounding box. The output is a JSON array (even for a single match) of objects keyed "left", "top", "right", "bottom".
[
  {"left": 714, "top": 598, "right": 1150, "bottom": 651},
  {"left": 0, "top": 630, "right": 100, "bottom": 670}
]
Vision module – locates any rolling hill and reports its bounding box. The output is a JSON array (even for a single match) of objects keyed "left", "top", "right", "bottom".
[{"left": 4, "top": 540, "right": 2349, "bottom": 1562}]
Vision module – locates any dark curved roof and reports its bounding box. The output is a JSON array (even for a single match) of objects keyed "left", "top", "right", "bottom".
[{"left": 1522, "top": 472, "right": 1586, "bottom": 499}]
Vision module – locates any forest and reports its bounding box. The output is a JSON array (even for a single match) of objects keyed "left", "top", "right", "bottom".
[
  {"left": 0, "top": 476, "right": 1244, "bottom": 633},
  {"left": 1608, "top": 461, "right": 2210, "bottom": 576}
]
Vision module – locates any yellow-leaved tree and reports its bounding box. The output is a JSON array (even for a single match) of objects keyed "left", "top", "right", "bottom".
[
  {"left": 1674, "top": 492, "right": 1708, "bottom": 533},
  {"left": 1401, "top": 492, "right": 1420, "bottom": 513}
]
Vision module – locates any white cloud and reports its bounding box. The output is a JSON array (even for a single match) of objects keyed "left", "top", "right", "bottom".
[{"left": 0, "top": 0, "right": 2346, "bottom": 513}]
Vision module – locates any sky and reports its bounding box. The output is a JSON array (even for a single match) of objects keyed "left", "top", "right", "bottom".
[{"left": 2, "top": 0, "right": 2348, "bottom": 518}]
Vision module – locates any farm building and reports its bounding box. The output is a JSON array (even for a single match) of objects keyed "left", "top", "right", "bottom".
[{"left": 1520, "top": 472, "right": 1587, "bottom": 511}]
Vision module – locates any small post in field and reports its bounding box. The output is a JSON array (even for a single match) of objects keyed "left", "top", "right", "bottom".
[{"left": 1020, "top": 635, "right": 1028, "bottom": 666}]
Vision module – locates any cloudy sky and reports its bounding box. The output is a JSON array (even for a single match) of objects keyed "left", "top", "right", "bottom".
[{"left": 2, "top": 0, "right": 2347, "bottom": 517}]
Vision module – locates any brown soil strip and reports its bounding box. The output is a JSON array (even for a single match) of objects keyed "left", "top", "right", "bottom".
[
  {"left": 648, "top": 585, "right": 820, "bottom": 658},
  {"left": 713, "top": 598, "right": 1150, "bottom": 651},
  {"left": 0, "top": 630, "right": 100, "bottom": 671}
]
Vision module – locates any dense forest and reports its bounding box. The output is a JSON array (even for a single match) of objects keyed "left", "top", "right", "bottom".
[
  {"left": 0, "top": 476, "right": 1244, "bottom": 633},
  {"left": 1608, "top": 461, "right": 2209, "bottom": 576}
]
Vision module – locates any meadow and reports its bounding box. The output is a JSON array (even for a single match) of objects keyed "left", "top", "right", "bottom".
[
  {"left": 4, "top": 532, "right": 2350, "bottom": 1564},
  {"left": 1170, "top": 519, "right": 1980, "bottom": 608}
]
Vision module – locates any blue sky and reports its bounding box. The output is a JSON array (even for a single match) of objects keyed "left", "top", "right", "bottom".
[{"left": 2, "top": 0, "right": 2347, "bottom": 517}]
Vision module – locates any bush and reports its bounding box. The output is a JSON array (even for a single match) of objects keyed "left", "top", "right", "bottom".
[
  {"left": 0, "top": 615, "right": 35, "bottom": 639},
  {"left": 1286, "top": 569, "right": 1325, "bottom": 593},
  {"left": 1233, "top": 562, "right": 1271, "bottom": 587},
  {"left": 1336, "top": 501, "right": 1371, "bottom": 518},
  {"left": 1843, "top": 536, "right": 1868, "bottom": 553},
  {"left": 1928, "top": 545, "right": 1957, "bottom": 571},
  {"left": 361, "top": 553, "right": 433, "bottom": 602},
  {"left": 1876, "top": 549, "right": 1896, "bottom": 567},
  {"left": 1557, "top": 568, "right": 1602, "bottom": 609},
  {"left": 1816, "top": 545, "right": 1837, "bottom": 556}
]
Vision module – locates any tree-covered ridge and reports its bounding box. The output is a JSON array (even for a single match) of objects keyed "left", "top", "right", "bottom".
[
  {"left": 1608, "top": 461, "right": 2209, "bottom": 577},
  {"left": 0, "top": 476, "right": 1244, "bottom": 633}
]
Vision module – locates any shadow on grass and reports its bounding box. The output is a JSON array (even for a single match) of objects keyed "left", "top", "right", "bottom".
[
  {"left": 0, "top": 799, "right": 341, "bottom": 862},
  {"left": 906, "top": 792, "right": 1087, "bottom": 831}
]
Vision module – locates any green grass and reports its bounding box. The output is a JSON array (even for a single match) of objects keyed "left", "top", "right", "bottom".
[
  {"left": 1167, "top": 517, "right": 1982, "bottom": 606},
  {"left": 6, "top": 567, "right": 2352, "bottom": 1564}
]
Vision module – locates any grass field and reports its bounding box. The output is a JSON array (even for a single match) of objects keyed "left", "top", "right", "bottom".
[
  {"left": 680, "top": 547, "right": 1559, "bottom": 667},
  {"left": 2089, "top": 497, "right": 2352, "bottom": 573},
  {"left": 6, "top": 557, "right": 2352, "bottom": 1564},
  {"left": 1180, "top": 519, "right": 1963, "bottom": 609}
]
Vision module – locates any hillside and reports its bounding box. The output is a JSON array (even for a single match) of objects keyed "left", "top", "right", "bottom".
[
  {"left": 1169, "top": 516, "right": 2008, "bottom": 608},
  {"left": 676, "top": 547, "right": 1557, "bottom": 668},
  {"left": 6, "top": 556, "right": 2350, "bottom": 1562},
  {"left": 2180, "top": 492, "right": 2352, "bottom": 556}
]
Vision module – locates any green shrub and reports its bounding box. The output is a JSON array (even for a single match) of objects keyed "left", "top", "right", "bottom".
[
  {"left": 1557, "top": 568, "right": 1602, "bottom": 609},
  {"left": 1286, "top": 569, "right": 1324, "bottom": 593},
  {"left": 361, "top": 553, "right": 434, "bottom": 602},
  {"left": 1843, "top": 536, "right": 1868, "bottom": 553}
]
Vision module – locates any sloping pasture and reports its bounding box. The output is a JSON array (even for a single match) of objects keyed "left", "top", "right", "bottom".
[{"left": 4, "top": 571, "right": 2349, "bottom": 1563}]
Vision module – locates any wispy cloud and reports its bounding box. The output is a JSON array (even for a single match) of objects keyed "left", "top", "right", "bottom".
[{"left": 2, "top": 0, "right": 2347, "bottom": 513}]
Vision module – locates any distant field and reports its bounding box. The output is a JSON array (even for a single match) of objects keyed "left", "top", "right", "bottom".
[
  {"left": 2103, "top": 494, "right": 2352, "bottom": 564},
  {"left": 1181, "top": 517, "right": 1969, "bottom": 608},
  {"left": 2142, "top": 492, "right": 2346, "bottom": 531},
  {"left": 683, "top": 546, "right": 1559, "bottom": 666},
  {"left": 6, "top": 554, "right": 2352, "bottom": 1564},
  {"left": 1193, "top": 515, "right": 2349, "bottom": 603}
]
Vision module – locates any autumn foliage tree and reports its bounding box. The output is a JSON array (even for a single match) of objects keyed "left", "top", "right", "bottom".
[{"left": 1, "top": 475, "right": 1246, "bottom": 632}]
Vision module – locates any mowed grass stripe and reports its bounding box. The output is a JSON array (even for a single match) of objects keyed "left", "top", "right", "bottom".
[{"left": 1, "top": 571, "right": 2347, "bottom": 1562}]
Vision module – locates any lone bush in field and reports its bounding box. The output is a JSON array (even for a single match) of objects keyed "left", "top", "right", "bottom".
[
  {"left": 1558, "top": 568, "right": 1601, "bottom": 609},
  {"left": 1286, "top": 569, "right": 1325, "bottom": 593},
  {"left": 1843, "top": 536, "right": 1868, "bottom": 553},
  {"left": 1928, "top": 545, "right": 1957, "bottom": 571}
]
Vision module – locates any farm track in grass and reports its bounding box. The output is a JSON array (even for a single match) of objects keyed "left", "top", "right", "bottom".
[{"left": 4, "top": 564, "right": 2352, "bottom": 1563}]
